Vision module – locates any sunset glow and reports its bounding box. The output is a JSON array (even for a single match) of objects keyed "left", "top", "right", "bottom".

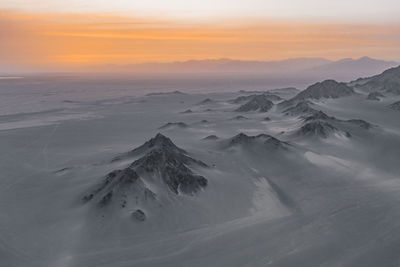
[{"left": 1, "top": 4, "right": 400, "bottom": 71}]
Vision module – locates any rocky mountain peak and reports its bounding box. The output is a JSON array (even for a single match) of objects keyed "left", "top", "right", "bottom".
[{"left": 84, "top": 134, "right": 208, "bottom": 210}]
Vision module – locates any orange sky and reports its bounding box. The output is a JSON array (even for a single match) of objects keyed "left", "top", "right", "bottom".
[{"left": 1, "top": 11, "right": 400, "bottom": 71}]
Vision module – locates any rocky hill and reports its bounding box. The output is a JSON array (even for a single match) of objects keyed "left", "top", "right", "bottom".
[
  {"left": 84, "top": 134, "right": 208, "bottom": 213},
  {"left": 235, "top": 95, "right": 274, "bottom": 112},
  {"left": 294, "top": 80, "right": 355, "bottom": 100}
]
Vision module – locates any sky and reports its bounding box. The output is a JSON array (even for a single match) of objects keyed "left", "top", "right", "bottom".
[{"left": 1, "top": 0, "right": 400, "bottom": 71}]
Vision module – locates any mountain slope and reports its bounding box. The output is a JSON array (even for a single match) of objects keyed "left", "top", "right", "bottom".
[{"left": 350, "top": 65, "right": 400, "bottom": 94}]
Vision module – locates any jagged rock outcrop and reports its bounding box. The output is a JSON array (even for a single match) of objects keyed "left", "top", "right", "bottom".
[
  {"left": 235, "top": 95, "right": 274, "bottom": 112},
  {"left": 389, "top": 101, "right": 400, "bottom": 111},
  {"left": 180, "top": 109, "right": 193, "bottom": 114},
  {"left": 159, "top": 122, "right": 188, "bottom": 129},
  {"left": 84, "top": 134, "right": 208, "bottom": 209},
  {"left": 366, "top": 92, "right": 385, "bottom": 101}
]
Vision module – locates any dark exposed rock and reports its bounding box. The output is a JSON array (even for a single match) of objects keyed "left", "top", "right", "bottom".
[
  {"left": 82, "top": 167, "right": 156, "bottom": 207},
  {"left": 114, "top": 133, "right": 186, "bottom": 161},
  {"left": 264, "top": 94, "right": 283, "bottom": 102},
  {"left": 294, "top": 80, "right": 354, "bottom": 100},
  {"left": 282, "top": 101, "right": 318, "bottom": 116},
  {"left": 203, "top": 135, "right": 219, "bottom": 140},
  {"left": 263, "top": 117, "right": 271, "bottom": 121},
  {"left": 278, "top": 80, "right": 353, "bottom": 112},
  {"left": 180, "top": 109, "right": 193, "bottom": 114},
  {"left": 85, "top": 134, "right": 208, "bottom": 209},
  {"left": 302, "top": 111, "right": 335, "bottom": 122},
  {"left": 389, "top": 101, "right": 400, "bottom": 111},
  {"left": 130, "top": 147, "right": 207, "bottom": 194},
  {"left": 297, "top": 121, "right": 336, "bottom": 138},
  {"left": 268, "top": 87, "right": 300, "bottom": 96},
  {"left": 296, "top": 121, "right": 350, "bottom": 138},
  {"left": 139, "top": 133, "right": 186, "bottom": 152},
  {"left": 131, "top": 209, "right": 146, "bottom": 221},
  {"left": 351, "top": 65, "right": 400, "bottom": 94},
  {"left": 146, "top": 90, "right": 185, "bottom": 96},
  {"left": 158, "top": 122, "right": 188, "bottom": 130},
  {"left": 346, "top": 119, "right": 372, "bottom": 129},
  {"left": 227, "top": 133, "right": 288, "bottom": 150},
  {"left": 277, "top": 99, "right": 295, "bottom": 110},
  {"left": 99, "top": 191, "right": 113, "bottom": 207},
  {"left": 230, "top": 93, "right": 282, "bottom": 104},
  {"left": 301, "top": 110, "right": 372, "bottom": 130},
  {"left": 235, "top": 95, "right": 274, "bottom": 112},
  {"left": 54, "top": 167, "right": 70, "bottom": 174},
  {"left": 299, "top": 110, "right": 372, "bottom": 134},
  {"left": 235, "top": 94, "right": 279, "bottom": 104},
  {"left": 238, "top": 90, "right": 261, "bottom": 94},
  {"left": 230, "top": 95, "right": 254, "bottom": 104},
  {"left": 366, "top": 92, "right": 385, "bottom": 101},
  {"left": 196, "top": 98, "right": 214, "bottom": 105},
  {"left": 231, "top": 115, "right": 249, "bottom": 120}
]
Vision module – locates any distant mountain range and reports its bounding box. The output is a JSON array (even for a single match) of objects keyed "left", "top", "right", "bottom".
[
  {"left": 111, "top": 57, "right": 331, "bottom": 73},
  {"left": 96, "top": 56, "right": 398, "bottom": 76},
  {"left": 2, "top": 57, "right": 398, "bottom": 91}
]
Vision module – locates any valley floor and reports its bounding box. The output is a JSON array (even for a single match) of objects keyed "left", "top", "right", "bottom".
[{"left": 1, "top": 81, "right": 400, "bottom": 267}]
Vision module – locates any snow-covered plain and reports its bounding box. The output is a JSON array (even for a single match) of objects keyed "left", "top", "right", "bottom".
[{"left": 1, "top": 73, "right": 400, "bottom": 267}]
